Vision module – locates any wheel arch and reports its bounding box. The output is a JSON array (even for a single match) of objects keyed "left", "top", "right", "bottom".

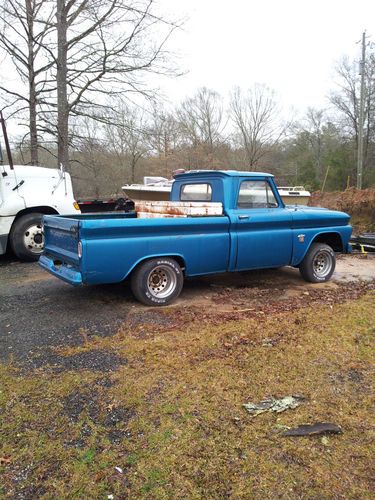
[
  {"left": 14, "top": 206, "right": 59, "bottom": 221},
  {"left": 126, "top": 254, "right": 186, "bottom": 280},
  {"left": 294, "top": 231, "right": 343, "bottom": 266},
  {"left": 311, "top": 232, "right": 343, "bottom": 252},
  {"left": 10, "top": 206, "right": 59, "bottom": 233}
]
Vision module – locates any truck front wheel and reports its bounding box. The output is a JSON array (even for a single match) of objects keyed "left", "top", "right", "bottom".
[
  {"left": 131, "top": 258, "right": 184, "bottom": 306},
  {"left": 299, "top": 243, "right": 336, "bottom": 283},
  {"left": 10, "top": 213, "right": 44, "bottom": 262}
]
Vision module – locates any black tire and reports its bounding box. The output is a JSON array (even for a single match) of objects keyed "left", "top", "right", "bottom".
[
  {"left": 299, "top": 243, "right": 336, "bottom": 283},
  {"left": 10, "top": 213, "right": 44, "bottom": 262},
  {"left": 130, "top": 257, "right": 184, "bottom": 306}
]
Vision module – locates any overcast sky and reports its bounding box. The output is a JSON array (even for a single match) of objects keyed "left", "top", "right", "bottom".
[
  {"left": 156, "top": 0, "right": 374, "bottom": 116},
  {"left": 1, "top": 0, "right": 373, "bottom": 139}
]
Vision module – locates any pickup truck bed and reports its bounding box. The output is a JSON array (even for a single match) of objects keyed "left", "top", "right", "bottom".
[{"left": 40, "top": 211, "right": 231, "bottom": 285}]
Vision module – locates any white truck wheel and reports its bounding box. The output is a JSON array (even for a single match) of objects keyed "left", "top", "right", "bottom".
[{"left": 10, "top": 213, "right": 45, "bottom": 262}]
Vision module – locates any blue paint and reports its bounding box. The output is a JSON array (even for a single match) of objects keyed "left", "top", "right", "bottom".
[{"left": 39, "top": 171, "right": 352, "bottom": 287}]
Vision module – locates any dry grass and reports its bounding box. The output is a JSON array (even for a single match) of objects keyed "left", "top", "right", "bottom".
[
  {"left": 310, "top": 188, "right": 375, "bottom": 233},
  {"left": 1, "top": 293, "right": 374, "bottom": 498}
]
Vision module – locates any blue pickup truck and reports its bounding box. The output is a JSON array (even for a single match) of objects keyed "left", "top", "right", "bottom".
[{"left": 39, "top": 170, "right": 352, "bottom": 306}]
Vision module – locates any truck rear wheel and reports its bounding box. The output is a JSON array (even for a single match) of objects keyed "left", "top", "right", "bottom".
[
  {"left": 10, "top": 213, "right": 44, "bottom": 262},
  {"left": 299, "top": 243, "right": 336, "bottom": 283},
  {"left": 131, "top": 257, "right": 184, "bottom": 306}
]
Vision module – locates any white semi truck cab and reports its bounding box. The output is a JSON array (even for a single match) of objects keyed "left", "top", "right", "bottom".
[{"left": 0, "top": 164, "right": 80, "bottom": 261}]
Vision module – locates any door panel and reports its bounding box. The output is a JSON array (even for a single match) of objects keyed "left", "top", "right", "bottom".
[
  {"left": 233, "top": 177, "right": 293, "bottom": 270},
  {"left": 235, "top": 208, "right": 293, "bottom": 269}
]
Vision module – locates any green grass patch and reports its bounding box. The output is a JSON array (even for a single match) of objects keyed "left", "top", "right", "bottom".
[{"left": 0, "top": 293, "right": 374, "bottom": 498}]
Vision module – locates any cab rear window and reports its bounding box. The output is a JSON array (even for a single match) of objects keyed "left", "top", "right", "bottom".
[{"left": 180, "top": 183, "right": 212, "bottom": 201}]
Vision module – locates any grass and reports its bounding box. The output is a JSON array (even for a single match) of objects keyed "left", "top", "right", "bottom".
[{"left": 0, "top": 292, "right": 374, "bottom": 498}]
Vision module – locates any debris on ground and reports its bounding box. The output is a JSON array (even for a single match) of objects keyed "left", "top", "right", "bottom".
[
  {"left": 184, "top": 279, "right": 375, "bottom": 328},
  {"left": 282, "top": 422, "right": 343, "bottom": 436},
  {"left": 243, "top": 395, "right": 306, "bottom": 417}
]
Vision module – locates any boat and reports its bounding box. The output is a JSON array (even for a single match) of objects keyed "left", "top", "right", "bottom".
[
  {"left": 122, "top": 176, "right": 311, "bottom": 205},
  {"left": 277, "top": 186, "right": 311, "bottom": 205},
  {"left": 123, "top": 177, "right": 173, "bottom": 201}
]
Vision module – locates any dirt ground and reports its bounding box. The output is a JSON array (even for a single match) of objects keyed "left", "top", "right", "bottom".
[
  {"left": 0, "top": 253, "right": 374, "bottom": 366},
  {"left": 0, "top": 253, "right": 374, "bottom": 498}
]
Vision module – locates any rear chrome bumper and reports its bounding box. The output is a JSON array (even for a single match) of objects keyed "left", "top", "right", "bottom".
[{"left": 39, "top": 254, "right": 82, "bottom": 286}]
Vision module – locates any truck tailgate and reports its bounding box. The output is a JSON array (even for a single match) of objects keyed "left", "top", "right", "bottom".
[{"left": 42, "top": 215, "right": 80, "bottom": 265}]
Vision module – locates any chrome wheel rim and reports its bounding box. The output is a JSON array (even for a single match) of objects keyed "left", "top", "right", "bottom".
[
  {"left": 313, "top": 250, "right": 332, "bottom": 278},
  {"left": 147, "top": 265, "right": 177, "bottom": 299},
  {"left": 23, "top": 223, "right": 44, "bottom": 254}
]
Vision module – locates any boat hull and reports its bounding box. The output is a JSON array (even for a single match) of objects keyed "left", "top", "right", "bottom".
[{"left": 122, "top": 186, "right": 310, "bottom": 205}]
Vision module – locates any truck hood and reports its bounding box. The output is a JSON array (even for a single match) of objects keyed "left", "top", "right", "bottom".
[
  {"left": 286, "top": 205, "right": 351, "bottom": 228},
  {"left": 1, "top": 164, "right": 62, "bottom": 179}
]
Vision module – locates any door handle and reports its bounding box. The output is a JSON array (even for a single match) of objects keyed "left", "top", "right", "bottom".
[{"left": 238, "top": 215, "right": 249, "bottom": 220}]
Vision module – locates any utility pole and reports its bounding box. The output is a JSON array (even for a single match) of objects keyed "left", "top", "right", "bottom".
[{"left": 357, "top": 31, "right": 366, "bottom": 189}]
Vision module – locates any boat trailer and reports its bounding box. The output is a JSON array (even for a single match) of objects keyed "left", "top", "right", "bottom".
[{"left": 351, "top": 233, "right": 375, "bottom": 253}]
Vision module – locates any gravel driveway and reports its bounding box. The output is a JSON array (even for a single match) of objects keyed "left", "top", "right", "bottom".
[{"left": 1, "top": 253, "right": 374, "bottom": 367}]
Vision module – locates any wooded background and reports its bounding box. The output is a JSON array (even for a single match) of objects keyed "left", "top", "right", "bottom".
[{"left": 1, "top": 0, "right": 375, "bottom": 197}]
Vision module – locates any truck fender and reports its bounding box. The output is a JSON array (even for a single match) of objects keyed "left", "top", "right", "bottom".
[
  {"left": 124, "top": 254, "right": 186, "bottom": 280},
  {"left": 292, "top": 231, "right": 344, "bottom": 266},
  {"left": 9, "top": 205, "right": 59, "bottom": 229},
  {"left": 12, "top": 206, "right": 59, "bottom": 222}
]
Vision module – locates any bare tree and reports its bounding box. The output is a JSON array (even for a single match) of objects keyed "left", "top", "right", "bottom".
[
  {"left": 329, "top": 55, "right": 375, "bottom": 171},
  {"left": 0, "top": 0, "right": 54, "bottom": 164},
  {"left": 230, "top": 84, "right": 285, "bottom": 168},
  {"left": 147, "top": 105, "right": 180, "bottom": 176},
  {"left": 105, "top": 103, "right": 149, "bottom": 183},
  {"left": 1, "top": 0, "right": 180, "bottom": 169},
  {"left": 300, "top": 108, "right": 325, "bottom": 178},
  {"left": 49, "top": 0, "right": 180, "bottom": 170},
  {"left": 177, "top": 87, "right": 224, "bottom": 148},
  {"left": 175, "top": 87, "right": 225, "bottom": 169},
  {"left": 73, "top": 117, "right": 106, "bottom": 197}
]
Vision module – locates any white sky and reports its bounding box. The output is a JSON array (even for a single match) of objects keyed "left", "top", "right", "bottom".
[{"left": 156, "top": 0, "right": 374, "bottom": 115}]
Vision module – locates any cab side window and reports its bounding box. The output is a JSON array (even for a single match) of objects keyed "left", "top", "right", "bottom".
[{"left": 237, "top": 180, "right": 278, "bottom": 208}]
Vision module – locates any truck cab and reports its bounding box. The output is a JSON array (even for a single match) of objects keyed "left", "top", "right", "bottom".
[
  {"left": 170, "top": 171, "right": 293, "bottom": 270},
  {"left": 0, "top": 165, "right": 79, "bottom": 260},
  {"left": 171, "top": 170, "right": 351, "bottom": 270}
]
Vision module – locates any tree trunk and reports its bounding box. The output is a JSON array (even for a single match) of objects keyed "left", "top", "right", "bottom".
[
  {"left": 131, "top": 156, "right": 136, "bottom": 183},
  {"left": 56, "top": 0, "right": 69, "bottom": 171},
  {"left": 25, "top": 0, "right": 38, "bottom": 165}
]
